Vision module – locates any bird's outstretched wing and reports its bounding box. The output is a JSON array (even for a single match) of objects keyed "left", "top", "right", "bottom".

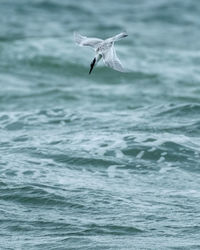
[
  {"left": 102, "top": 46, "right": 125, "bottom": 72},
  {"left": 106, "top": 32, "right": 128, "bottom": 43},
  {"left": 74, "top": 32, "right": 103, "bottom": 49}
]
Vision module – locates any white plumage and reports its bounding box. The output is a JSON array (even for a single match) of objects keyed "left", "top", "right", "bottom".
[{"left": 74, "top": 32, "right": 128, "bottom": 74}]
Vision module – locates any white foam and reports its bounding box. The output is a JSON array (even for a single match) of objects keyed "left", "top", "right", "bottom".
[
  {"left": 136, "top": 150, "right": 144, "bottom": 159},
  {"left": 148, "top": 147, "right": 156, "bottom": 152},
  {"left": 157, "top": 156, "right": 165, "bottom": 163},
  {"left": 107, "top": 165, "right": 117, "bottom": 178}
]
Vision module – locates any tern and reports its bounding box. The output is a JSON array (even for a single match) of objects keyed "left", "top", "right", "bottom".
[{"left": 74, "top": 32, "right": 128, "bottom": 74}]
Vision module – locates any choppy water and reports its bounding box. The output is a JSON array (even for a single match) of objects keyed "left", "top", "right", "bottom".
[{"left": 1, "top": 0, "right": 200, "bottom": 249}]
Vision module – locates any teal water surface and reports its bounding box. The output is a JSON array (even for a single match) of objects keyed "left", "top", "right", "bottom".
[{"left": 0, "top": 0, "right": 200, "bottom": 249}]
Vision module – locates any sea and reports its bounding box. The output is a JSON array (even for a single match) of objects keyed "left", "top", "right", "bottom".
[{"left": 0, "top": 0, "right": 200, "bottom": 249}]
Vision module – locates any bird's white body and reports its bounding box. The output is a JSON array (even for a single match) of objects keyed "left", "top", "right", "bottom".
[{"left": 74, "top": 32, "right": 128, "bottom": 74}]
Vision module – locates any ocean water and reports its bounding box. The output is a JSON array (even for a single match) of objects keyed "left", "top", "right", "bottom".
[{"left": 0, "top": 0, "right": 200, "bottom": 249}]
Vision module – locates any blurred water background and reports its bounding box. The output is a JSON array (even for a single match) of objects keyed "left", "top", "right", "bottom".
[{"left": 0, "top": 0, "right": 200, "bottom": 249}]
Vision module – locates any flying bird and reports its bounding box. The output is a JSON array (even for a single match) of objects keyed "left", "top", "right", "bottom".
[{"left": 74, "top": 32, "right": 128, "bottom": 74}]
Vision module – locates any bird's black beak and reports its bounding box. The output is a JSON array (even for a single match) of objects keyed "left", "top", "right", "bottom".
[{"left": 89, "top": 58, "right": 96, "bottom": 74}]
